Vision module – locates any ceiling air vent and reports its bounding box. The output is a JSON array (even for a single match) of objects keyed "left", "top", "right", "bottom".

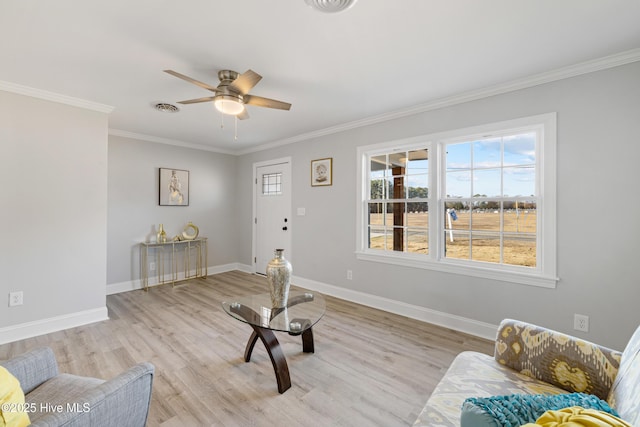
[{"left": 154, "top": 103, "right": 180, "bottom": 113}]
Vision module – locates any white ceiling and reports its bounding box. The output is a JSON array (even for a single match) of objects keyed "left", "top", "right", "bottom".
[{"left": 2, "top": 1, "right": 639, "bottom": 154}]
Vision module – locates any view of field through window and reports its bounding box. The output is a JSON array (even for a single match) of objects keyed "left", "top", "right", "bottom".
[
  {"left": 368, "top": 209, "right": 536, "bottom": 266},
  {"left": 366, "top": 130, "right": 538, "bottom": 268},
  {"left": 368, "top": 149, "right": 429, "bottom": 255}
]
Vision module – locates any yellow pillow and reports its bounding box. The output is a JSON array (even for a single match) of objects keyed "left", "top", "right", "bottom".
[
  {"left": 0, "top": 366, "right": 30, "bottom": 427},
  {"left": 521, "top": 406, "right": 632, "bottom": 427}
]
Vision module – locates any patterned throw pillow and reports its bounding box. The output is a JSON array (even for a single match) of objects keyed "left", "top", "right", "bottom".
[{"left": 461, "top": 393, "right": 618, "bottom": 427}]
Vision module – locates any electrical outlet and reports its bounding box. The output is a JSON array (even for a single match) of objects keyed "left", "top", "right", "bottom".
[
  {"left": 347, "top": 270, "right": 353, "bottom": 280},
  {"left": 149, "top": 262, "right": 156, "bottom": 271},
  {"left": 9, "top": 291, "right": 23, "bottom": 307},
  {"left": 574, "top": 314, "right": 589, "bottom": 332}
]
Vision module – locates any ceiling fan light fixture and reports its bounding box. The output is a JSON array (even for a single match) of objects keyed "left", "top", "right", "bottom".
[
  {"left": 214, "top": 95, "right": 244, "bottom": 116},
  {"left": 304, "top": 0, "right": 357, "bottom": 13}
]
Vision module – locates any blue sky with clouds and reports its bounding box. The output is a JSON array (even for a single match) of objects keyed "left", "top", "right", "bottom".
[
  {"left": 369, "top": 131, "right": 537, "bottom": 199},
  {"left": 446, "top": 132, "right": 536, "bottom": 198}
]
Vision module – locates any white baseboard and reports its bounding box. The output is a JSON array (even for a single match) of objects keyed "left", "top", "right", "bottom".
[
  {"left": 0, "top": 307, "right": 109, "bottom": 345},
  {"left": 110, "top": 266, "right": 499, "bottom": 340},
  {"left": 106, "top": 263, "right": 248, "bottom": 295},
  {"left": 107, "top": 279, "right": 143, "bottom": 295},
  {"left": 4, "top": 267, "right": 496, "bottom": 345},
  {"left": 235, "top": 263, "right": 254, "bottom": 274},
  {"left": 292, "top": 275, "right": 498, "bottom": 341}
]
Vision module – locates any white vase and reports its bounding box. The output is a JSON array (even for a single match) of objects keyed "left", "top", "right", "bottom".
[{"left": 266, "top": 249, "right": 292, "bottom": 308}]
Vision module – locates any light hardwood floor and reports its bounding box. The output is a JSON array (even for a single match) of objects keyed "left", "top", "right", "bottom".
[{"left": 0, "top": 271, "right": 493, "bottom": 426}]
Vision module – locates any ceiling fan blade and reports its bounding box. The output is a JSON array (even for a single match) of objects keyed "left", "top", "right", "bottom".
[
  {"left": 164, "top": 70, "right": 220, "bottom": 93},
  {"left": 177, "top": 96, "right": 216, "bottom": 104},
  {"left": 243, "top": 94, "right": 292, "bottom": 110},
  {"left": 237, "top": 108, "right": 250, "bottom": 120},
  {"left": 228, "top": 70, "right": 262, "bottom": 95}
]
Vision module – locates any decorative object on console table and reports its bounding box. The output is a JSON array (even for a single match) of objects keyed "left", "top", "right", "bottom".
[
  {"left": 140, "top": 237, "right": 208, "bottom": 291},
  {"left": 311, "top": 157, "right": 332, "bottom": 187},
  {"left": 159, "top": 168, "right": 189, "bottom": 206},
  {"left": 157, "top": 223, "right": 167, "bottom": 243},
  {"left": 266, "top": 249, "right": 292, "bottom": 308},
  {"left": 182, "top": 221, "right": 199, "bottom": 240}
]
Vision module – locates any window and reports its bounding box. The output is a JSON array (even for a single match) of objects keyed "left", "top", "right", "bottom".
[
  {"left": 443, "top": 132, "right": 536, "bottom": 267},
  {"left": 367, "top": 149, "right": 429, "bottom": 254},
  {"left": 262, "top": 172, "right": 282, "bottom": 195},
  {"left": 356, "top": 114, "right": 557, "bottom": 287}
]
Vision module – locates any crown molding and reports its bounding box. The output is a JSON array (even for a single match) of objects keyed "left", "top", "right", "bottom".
[
  {"left": 16, "top": 48, "right": 635, "bottom": 156},
  {"left": 0, "top": 80, "right": 114, "bottom": 113},
  {"left": 240, "top": 48, "right": 640, "bottom": 155},
  {"left": 108, "top": 129, "right": 237, "bottom": 155}
]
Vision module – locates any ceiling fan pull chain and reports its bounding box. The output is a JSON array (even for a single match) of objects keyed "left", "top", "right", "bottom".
[
  {"left": 220, "top": 106, "right": 224, "bottom": 129},
  {"left": 234, "top": 116, "right": 238, "bottom": 140}
]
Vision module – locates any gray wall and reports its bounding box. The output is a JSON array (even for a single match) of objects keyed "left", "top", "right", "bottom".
[
  {"left": 0, "top": 91, "right": 108, "bottom": 329},
  {"left": 3, "top": 61, "right": 638, "bottom": 350},
  {"left": 107, "top": 136, "right": 240, "bottom": 289},
  {"left": 236, "top": 61, "right": 640, "bottom": 350}
]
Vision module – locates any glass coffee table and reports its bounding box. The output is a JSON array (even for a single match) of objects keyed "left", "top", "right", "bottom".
[{"left": 222, "top": 289, "right": 326, "bottom": 393}]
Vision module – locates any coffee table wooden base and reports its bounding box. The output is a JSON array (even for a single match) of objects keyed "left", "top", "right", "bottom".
[
  {"left": 243, "top": 326, "right": 314, "bottom": 394},
  {"left": 225, "top": 293, "right": 323, "bottom": 394}
]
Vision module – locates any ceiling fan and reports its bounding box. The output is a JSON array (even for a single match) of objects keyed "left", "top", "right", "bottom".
[{"left": 164, "top": 69, "right": 292, "bottom": 120}]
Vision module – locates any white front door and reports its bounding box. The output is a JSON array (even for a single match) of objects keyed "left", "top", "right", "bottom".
[{"left": 254, "top": 158, "right": 292, "bottom": 275}]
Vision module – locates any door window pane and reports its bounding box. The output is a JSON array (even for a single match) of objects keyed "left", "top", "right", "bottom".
[{"left": 262, "top": 173, "right": 282, "bottom": 195}]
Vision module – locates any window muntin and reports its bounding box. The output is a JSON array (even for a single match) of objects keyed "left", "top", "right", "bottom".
[{"left": 356, "top": 113, "right": 557, "bottom": 288}]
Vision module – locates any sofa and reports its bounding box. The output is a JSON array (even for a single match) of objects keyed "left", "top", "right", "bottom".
[
  {"left": 413, "top": 318, "right": 640, "bottom": 426},
  {"left": 1, "top": 347, "right": 154, "bottom": 427}
]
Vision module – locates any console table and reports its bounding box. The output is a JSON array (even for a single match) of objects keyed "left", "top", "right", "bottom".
[{"left": 140, "top": 238, "right": 208, "bottom": 290}]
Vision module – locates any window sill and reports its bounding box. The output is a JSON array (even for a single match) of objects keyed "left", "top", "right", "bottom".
[{"left": 355, "top": 251, "right": 558, "bottom": 289}]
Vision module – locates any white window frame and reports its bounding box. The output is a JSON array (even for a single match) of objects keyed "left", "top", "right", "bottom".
[{"left": 356, "top": 113, "right": 557, "bottom": 288}]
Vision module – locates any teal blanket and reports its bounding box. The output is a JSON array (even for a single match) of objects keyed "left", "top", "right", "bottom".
[{"left": 461, "top": 392, "right": 618, "bottom": 427}]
